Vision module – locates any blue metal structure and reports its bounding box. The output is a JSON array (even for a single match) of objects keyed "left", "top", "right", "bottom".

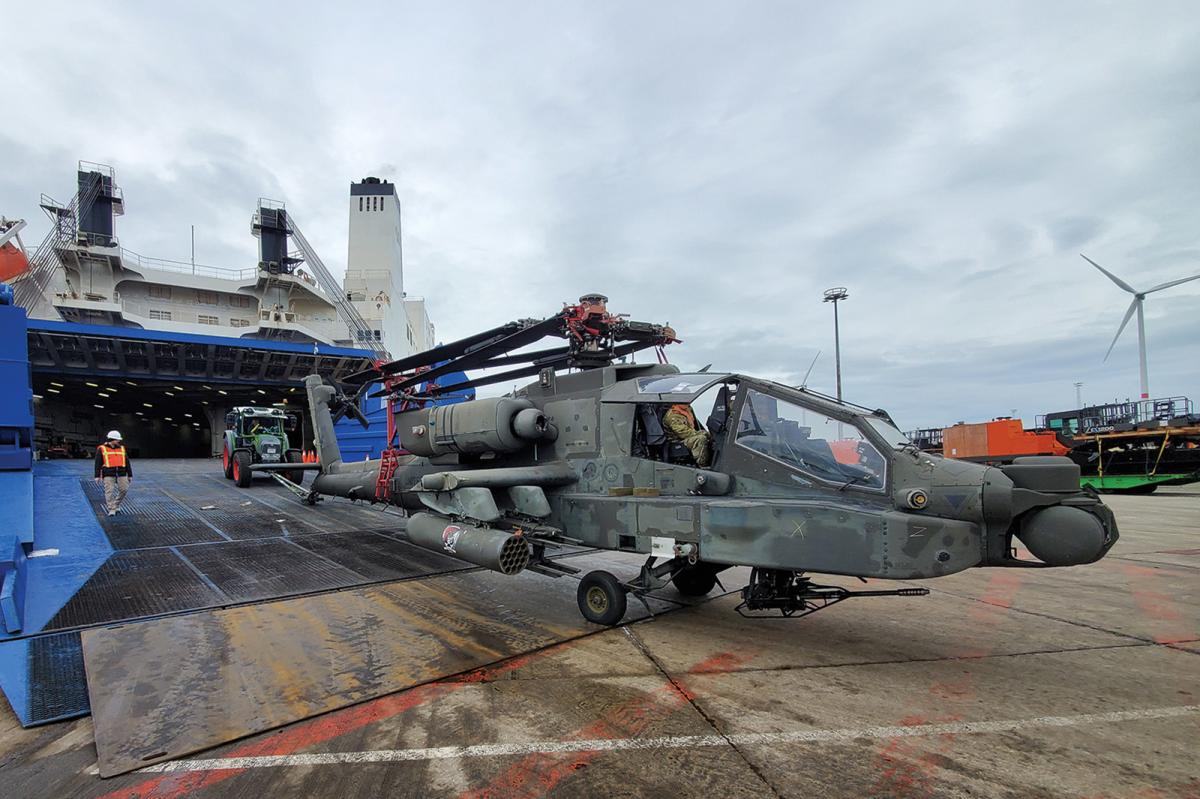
[{"left": 0, "top": 285, "right": 34, "bottom": 633}]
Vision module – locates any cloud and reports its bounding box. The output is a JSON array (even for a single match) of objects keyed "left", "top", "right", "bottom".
[{"left": 1, "top": 0, "right": 1198, "bottom": 429}]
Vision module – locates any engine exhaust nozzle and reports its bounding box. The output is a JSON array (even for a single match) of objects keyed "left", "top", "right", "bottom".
[{"left": 406, "top": 512, "right": 530, "bottom": 575}]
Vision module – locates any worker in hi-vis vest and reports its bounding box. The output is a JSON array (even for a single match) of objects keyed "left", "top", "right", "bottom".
[
  {"left": 94, "top": 430, "right": 133, "bottom": 516},
  {"left": 663, "top": 403, "right": 713, "bottom": 467}
]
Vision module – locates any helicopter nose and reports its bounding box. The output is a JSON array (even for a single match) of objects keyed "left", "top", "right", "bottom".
[{"left": 1016, "top": 505, "right": 1110, "bottom": 566}]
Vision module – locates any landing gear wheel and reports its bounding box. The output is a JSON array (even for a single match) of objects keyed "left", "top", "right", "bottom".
[
  {"left": 222, "top": 444, "right": 234, "bottom": 479},
  {"left": 577, "top": 570, "right": 627, "bottom": 626},
  {"left": 673, "top": 563, "right": 718, "bottom": 597},
  {"left": 232, "top": 450, "right": 253, "bottom": 488},
  {"left": 284, "top": 450, "right": 304, "bottom": 484}
]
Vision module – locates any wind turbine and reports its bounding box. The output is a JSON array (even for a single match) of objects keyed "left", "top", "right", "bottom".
[{"left": 1082, "top": 254, "right": 1200, "bottom": 399}]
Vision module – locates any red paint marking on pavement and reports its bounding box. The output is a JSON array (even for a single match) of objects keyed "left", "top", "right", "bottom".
[
  {"left": 96, "top": 647, "right": 560, "bottom": 799},
  {"left": 870, "top": 570, "right": 1024, "bottom": 797},
  {"left": 460, "top": 650, "right": 756, "bottom": 799},
  {"left": 958, "top": 569, "right": 1025, "bottom": 658},
  {"left": 1121, "top": 563, "right": 1198, "bottom": 645}
]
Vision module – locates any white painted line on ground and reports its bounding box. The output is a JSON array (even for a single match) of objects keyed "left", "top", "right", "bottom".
[{"left": 140, "top": 704, "right": 1199, "bottom": 773}]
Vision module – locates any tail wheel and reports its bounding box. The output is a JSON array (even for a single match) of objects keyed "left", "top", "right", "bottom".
[
  {"left": 222, "top": 444, "right": 234, "bottom": 479},
  {"left": 577, "top": 570, "right": 627, "bottom": 626},
  {"left": 284, "top": 450, "right": 304, "bottom": 484},
  {"left": 232, "top": 450, "right": 253, "bottom": 488}
]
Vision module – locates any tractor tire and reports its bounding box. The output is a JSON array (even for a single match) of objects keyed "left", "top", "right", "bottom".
[
  {"left": 673, "top": 562, "right": 719, "bottom": 597},
  {"left": 577, "top": 570, "right": 627, "bottom": 626},
  {"left": 232, "top": 450, "right": 253, "bottom": 488},
  {"left": 222, "top": 444, "right": 234, "bottom": 479},
  {"left": 284, "top": 450, "right": 304, "bottom": 484}
]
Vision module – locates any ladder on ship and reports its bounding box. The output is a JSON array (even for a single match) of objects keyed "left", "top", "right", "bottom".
[
  {"left": 12, "top": 175, "right": 104, "bottom": 312},
  {"left": 284, "top": 216, "right": 389, "bottom": 362}
]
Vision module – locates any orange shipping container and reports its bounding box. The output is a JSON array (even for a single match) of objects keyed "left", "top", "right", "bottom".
[{"left": 944, "top": 419, "right": 1068, "bottom": 461}]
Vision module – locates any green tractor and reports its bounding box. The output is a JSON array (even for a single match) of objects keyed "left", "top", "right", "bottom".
[{"left": 221, "top": 406, "right": 305, "bottom": 487}]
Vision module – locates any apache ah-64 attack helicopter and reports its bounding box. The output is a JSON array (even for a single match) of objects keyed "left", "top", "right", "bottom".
[{"left": 254, "top": 294, "right": 1119, "bottom": 625}]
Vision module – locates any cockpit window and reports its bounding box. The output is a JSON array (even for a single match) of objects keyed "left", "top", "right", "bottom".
[
  {"left": 735, "top": 389, "right": 886, "bottom": 489},
  {"left": 636, "top": 374, "right": 720, "bottom": 395},
  {"left": 862, "top": 416, "right": 911, "bottom": 450}
]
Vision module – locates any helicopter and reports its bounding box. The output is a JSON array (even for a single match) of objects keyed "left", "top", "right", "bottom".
[{"left": 263, "top": 294, "right": 1119, "bottom": 626}]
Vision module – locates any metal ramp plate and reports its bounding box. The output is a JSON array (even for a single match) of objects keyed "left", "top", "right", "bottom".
[{"left": 83, "top": 558, "right": 679, "bottom": 777}]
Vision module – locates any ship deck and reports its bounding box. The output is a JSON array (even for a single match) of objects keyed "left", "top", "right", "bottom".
[{"left": 0, "top": 466, "right": 1197, "bottom": 798}]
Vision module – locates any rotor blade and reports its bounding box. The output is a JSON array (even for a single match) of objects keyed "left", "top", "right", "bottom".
[
  {"left": 427, "top": 360, "right": 567, "bottom": 396},
  {"left": 470, "top": 345, "right": 572, "bottom": 370},
  {"left": 1145, "top": 271, "right": 1200, "bottom": 294},
  {"left": 367, "top": 338, "right": 573, "bottom": 400},
  {"left": 610, "top": 339, "right": 662, "bottom": 360},
  {"left": 384, "top": 316, "right": 566, "bottom": 393},
  {"left": 345, "top": 321, "right": 528, "bottom": 383},
  {"left": 1081, "top": 254, "right": 1136, "bottom": 294},
  {"left": 1103, "top": 298, "right": 1139, "bottom": 361},
  {"left": 330, "top": 381, "right": 369, "bottom": 425}
]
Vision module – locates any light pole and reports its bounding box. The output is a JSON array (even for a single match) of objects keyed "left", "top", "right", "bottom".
[{"left": 823, "top": 287, "right": 849, "bottom": 402}]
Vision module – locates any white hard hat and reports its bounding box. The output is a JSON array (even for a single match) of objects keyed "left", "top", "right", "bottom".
[{"left": 106, "top": 430, "right": 123, "bottom": 441}]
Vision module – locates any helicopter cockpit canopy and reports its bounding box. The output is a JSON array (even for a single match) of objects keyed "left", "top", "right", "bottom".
[
  {"left": 604, "top": 371, "right": 909, "bottom": 491},
  {"left": 602, "top": 371, "right": 734, "bottom": 404},
  {"left": 734, "top": 387, "right": 891, "bottom": 491}
]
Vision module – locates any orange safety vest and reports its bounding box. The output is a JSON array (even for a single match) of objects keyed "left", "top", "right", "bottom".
[
  {"left": 668, "top": 404, "right": 697, "bottom": 428},
  {"left": 99, "top": 444, "right": 127, "bottom": 468}
]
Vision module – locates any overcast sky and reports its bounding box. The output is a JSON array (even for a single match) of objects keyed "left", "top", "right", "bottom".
[{"left": 3, "top": 2, "right": 1198, "bottom": 429}]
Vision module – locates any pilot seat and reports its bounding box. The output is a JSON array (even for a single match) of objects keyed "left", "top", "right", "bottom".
[{"left": 634, "top": 404, "right": 696, "bottom": 465}]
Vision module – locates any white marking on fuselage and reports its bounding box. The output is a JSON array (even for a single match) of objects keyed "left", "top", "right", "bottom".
[{"left": 139, "top": 705, "right": 1199, "bottom": 773}]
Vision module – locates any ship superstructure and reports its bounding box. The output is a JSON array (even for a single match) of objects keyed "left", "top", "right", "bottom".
[
  {"left": 17, "top": 164, "right": 420, "bottom": 356},
  {"left": 4, "top": 161, "right": 438, "bottom": 458}
]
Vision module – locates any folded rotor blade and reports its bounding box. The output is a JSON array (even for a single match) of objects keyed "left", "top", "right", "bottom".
[
  {"left": 1081, "top": 254, "right": 1136, "bottom": 294},
  {"left": 427, "top": 359, "right": 570, "bottom": 396},
  {"left": 344, "top": 322, "right": 529, "bottom": 384},
  {"left": 383, "top": 316, "right": 566, "bottom": 394},
  {"left": 1103, "top": 298, "right": 1139, "bottom": 361},
  {"left": 1145, "top": 271, "right": 1200, "bottom": 294}
]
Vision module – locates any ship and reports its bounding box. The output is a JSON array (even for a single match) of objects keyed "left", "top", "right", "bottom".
[{"left": 4, "top": 161, "right": 447, "bottom": 461}]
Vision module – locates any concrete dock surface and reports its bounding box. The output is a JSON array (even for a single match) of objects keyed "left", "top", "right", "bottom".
[{"left": 0, "top": 486, "right": 1195, "bottom": 798}]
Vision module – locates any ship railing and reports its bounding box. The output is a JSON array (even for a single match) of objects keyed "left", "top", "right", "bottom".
[
  {"left": 119, "top": 247, "right": 258, "bottom": 281},
  {"left": 77, "top": 161, "right": 116, "bottom": 179}
]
